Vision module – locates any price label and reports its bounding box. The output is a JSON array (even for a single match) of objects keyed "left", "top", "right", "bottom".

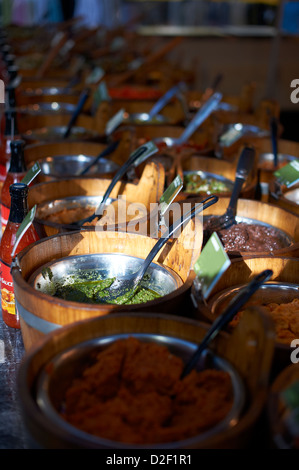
[
  {"left": 194, "top": 232, "right": 231, "bottom": 299},
  {"left": 11, "top": 205, "right": 36, "bottom": 258},
  {"left": 21, "top": 162, "right": 41, "bottom": 186},
  {"left": 159, "top": 176, "right": 183, "bottom": 216},
  {"left": 105, "top": 109, "right": 125, "bottom": 136},
  {"left": 274, "top": 159, "right": 299, "bottom": 188},
  {"left": 92, "top": 81, "right": 110, "bottom": 112},
  {"left": 219, "top": 124, "right": 244, "bottom": 147}
]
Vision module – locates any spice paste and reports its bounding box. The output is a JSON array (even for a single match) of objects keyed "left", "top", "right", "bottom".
[{"left": 61, "top": 337, "right": 234, "bottom": 445}]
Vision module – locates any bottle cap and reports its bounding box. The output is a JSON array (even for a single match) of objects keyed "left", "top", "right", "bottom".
[{"left": 9, "top": 182, "right": 28, "bottom": 198}]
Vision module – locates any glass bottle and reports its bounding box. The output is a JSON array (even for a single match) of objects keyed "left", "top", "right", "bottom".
[
  {"left": 1, "top": 139, "right": 26, "bottom": 233},
  {"left": 0, "top": 183, "right": 39, "bottom": 328},
  {"left": 0, "top": 110, "right": 19, "bottom": 193}
]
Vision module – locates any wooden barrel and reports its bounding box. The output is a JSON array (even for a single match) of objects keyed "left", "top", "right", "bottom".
[
  {"left": 28, "top": 161, "right": 165, "bottom": 237},
  {"left": 199, "top": 256, "right": 299, "bottom": 374},
  {"left": 191, "top": 196, "right": 299, "bottom": 258},
  {"left": 17, "top": 307, "right": 274, "bottom": 448},
  {"left": 12, "top": 223, "right": 201, "bottom": 351}
]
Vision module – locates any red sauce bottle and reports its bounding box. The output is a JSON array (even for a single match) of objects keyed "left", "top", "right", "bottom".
[
  {"left": 0, "top": 109, "right": 19, "bottom": 193},
  {"left": 0, "top": 183, "right": 39, "bottom": 328},
  {"left": 1, "top": 139, "right": 27, "bottom": 234}
]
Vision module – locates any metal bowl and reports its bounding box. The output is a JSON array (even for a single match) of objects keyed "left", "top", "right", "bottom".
[
  {"left": 22, "top": 126, "right": 102, "bottom": 143},
  {"left": 259, "top": 153, "right": 298, "bottom": 170},
  {"left": 30, "top": 253, "right": 183, "bottom": 302},
  {"left": 210, "top": 282, "right": 299, "bottom": 317},
  {"left": 124, "top": 112, "right": 169, "bottom": 125},
  {"left": 183, "top": 170, "right": 234, "bottom": 195},
  {"left": 33, "top": 332, "right": 245, "bottom": 449},
  {"left": 35, "top": 195, "right": 115, "bottom": 229},
  {"left": 18, "top": 103, "right": 76, "bottom": 115},
  {"left": 203, "top": 215, "right": 294, "bottom": 250},
  {"left": 38, "top": 155, "right": 119, "bottom": 178}
]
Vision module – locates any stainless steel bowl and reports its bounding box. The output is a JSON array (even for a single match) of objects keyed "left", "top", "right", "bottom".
[
  {"left": 124, "top": 112, "right": 169, "bottom": 125},
  {"left": 39, "top": 155, "right": 119, "bottom": 178},
  {"left": 34, "top": 333, "right": 245, "bottom": 449},
  {"left": 259, "top": 153, "right": 298, "bottom": 168},
  {"left": 36, "top": 196, "right": 115, "bottom": 228},
  {"left": 284, "top": 187, "right": 299, "bottom": 205},
  {"left": 30, "top": 253, "right": 183, "bottom": 301},
  {"left": 18, "top": 103, "right": 76, "bottom": 115},
  {"left": 23, "top": 126, "right": 102, "bottom": 143},
  {"left": 203, "top": 215, "right": 294, "bottom": 248},
  {"left": 210, "top": 281, "right": 299, "bottom": 316},
  {"left": 183, "top": 170, "right": 234, "bottom": 194}
]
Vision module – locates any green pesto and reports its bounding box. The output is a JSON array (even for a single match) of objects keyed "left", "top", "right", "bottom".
[
  {"left": 184, "top": 173, "right": 231, "bottom": 195},
  {"left": 53, "top": 277, "right": 161, "bottom": 305}
]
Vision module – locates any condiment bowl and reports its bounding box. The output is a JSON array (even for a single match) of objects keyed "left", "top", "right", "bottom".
[{"left": 17, "top": 309, "right": 275, "bottom": 448}]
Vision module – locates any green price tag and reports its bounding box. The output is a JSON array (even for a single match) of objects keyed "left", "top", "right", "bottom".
[
  {"left": 194, "top": 232, "right": 231, "bottom": 300},
  {"left": 105, "top": 109, "right": 125, "bottom": 136},
  {"left": 274, "top": 159, "right": 299, "bottom": 188},
  {"left": 11, "top": 205, "right": 36, "bottom": 258},
  {"left": 92, "top": 81, "right": 110, "bottom": 112},
  {"left": 21, "top": 162, "right": 41, "bottom": 186},
  {"left": 159, "top": 176, "right": 183, "bottom": 216},
  {"left": 86, "top": 67, "right": 105, "bottom": 85}
]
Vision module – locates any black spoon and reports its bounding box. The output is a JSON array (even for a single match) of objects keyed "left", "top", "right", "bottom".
[
  {"left": 181, "top": 269, "right": 273, "bottom": 379},
  {"left": 79, "top": 140, "right": 120, "bottom": 176},
  {"left": 69, "top": 141, "right": 158, "bottom": 228},
  {"left": 63, "top": 88, "right": 90, "bottom": 139}
]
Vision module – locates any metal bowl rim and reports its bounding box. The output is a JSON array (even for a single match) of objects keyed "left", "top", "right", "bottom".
[
  {"left": 34, "top": 332, "right": 245, "bottom": 449},
  {"left": 30, "top": 252, "right": 184, "bottom": 300}
]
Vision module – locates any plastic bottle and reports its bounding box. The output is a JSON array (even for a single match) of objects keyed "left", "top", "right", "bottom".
[
  {"left": 1, "top": 139, "right": 27, "bottom": 233},
  {"left": 0, "top": 183, "right": 39, "bottom": 328}
]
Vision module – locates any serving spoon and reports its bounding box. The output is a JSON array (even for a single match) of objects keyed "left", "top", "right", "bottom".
[
  {"left": 154, "top": 92, "right": 222, "bottom": 148},
  {"left": 180, "top": 269, "right": 273, "bottom": 378},
  {"left": 69, "top": 140, "right": 158, "bottom": 228},
  {"left": 126, "top": 81, "right": 187, "bottom": 123},
  {"left": 63, "top": 88, "right": 90, "bottom": 139},
  {"left": 204, "top": 146, "right": 255, "bottom": 237},
  {"left": 101, "top": 194, "right": 219, "bottom": 305}
]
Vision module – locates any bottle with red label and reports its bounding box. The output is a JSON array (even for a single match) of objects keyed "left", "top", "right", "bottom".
[
  {"left": 1, "top": 139, "right": 27, "bottom": 233},
  {"left": 0, "top": 183, "right": 39, "bottom": 328},
  {"left": 0, "top": 109, "right": 19, "bottom": 192}
]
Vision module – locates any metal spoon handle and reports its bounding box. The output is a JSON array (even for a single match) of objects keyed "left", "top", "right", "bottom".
[
  {"left": 79, "top": 140, "right": 120, "bottom": 176},
  {"left": 175, "top": 92, "right": 222, "bottom": 145},
  {"left": 148, "top": 81, "right": 187, "bottom": 119},
  {"left": 181, "top": 269, "right": 273, "bottom": 378},
  {"left": 227, "top": 146, "right": 255, "bottom": 214},
  {"left": 63, "top": 88, "right": 90, "bottom": 139},
  {"left": 96, "top": 141, "right": 158, "bottom": 216},
  {"left": 270, "top": 116, "right": 278, "bottom": 168},
  {"left": 137, "top": 195, "right": 219, "bottom": 282}
]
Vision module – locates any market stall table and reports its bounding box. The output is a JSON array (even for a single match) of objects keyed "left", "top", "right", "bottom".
[{"left": 0, "top": 313, "right": 29, "bottom": 448}]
